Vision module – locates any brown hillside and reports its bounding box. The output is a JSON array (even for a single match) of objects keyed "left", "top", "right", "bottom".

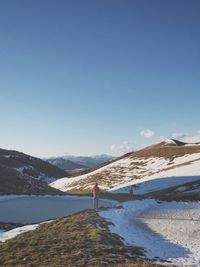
[
  {"left": 132, "top": 141, "right": 200, "bottom": 160},
  {"left": 0, "top": 149, "right": 67, "bottom": 178},
  {"left": 0, "top": 148, "right": 68, "bottom": 195},
  {"left": 0, "top": 164, "right": 65, "bottom": 195},
  {"left": 0, "top": 209, "right": 163, "bottom": 267}
]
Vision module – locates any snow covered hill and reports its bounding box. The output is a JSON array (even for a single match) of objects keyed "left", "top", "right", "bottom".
[{"left": 50, "top": 139, "right": 200, "bottom": 194}]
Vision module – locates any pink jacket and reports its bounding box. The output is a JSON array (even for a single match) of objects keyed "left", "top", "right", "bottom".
[{"left": 92, "top": 185, "right": 100, "bottom": 195}]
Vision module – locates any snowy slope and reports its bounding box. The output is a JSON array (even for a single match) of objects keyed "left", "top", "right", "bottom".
[
  {"left": 99, "top": 200, "right": 200, "bottom": 266},
  {"left": 50, "top": 140, "right": 200, "bottom": 193},
  {"left": 110, "top": 157, "right": 200, "bottom": 194}
]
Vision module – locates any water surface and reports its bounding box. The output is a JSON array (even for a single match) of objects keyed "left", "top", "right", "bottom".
[{"left": 0, "top": 196, "right": 115, "bottom": 223}]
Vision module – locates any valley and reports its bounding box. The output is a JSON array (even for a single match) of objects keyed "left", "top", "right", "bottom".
[{"left": 0, "top": 140, "right": 200, "bottom": 266}]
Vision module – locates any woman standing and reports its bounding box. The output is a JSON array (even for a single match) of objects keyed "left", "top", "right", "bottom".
[{"left": 91, "top": 182, "right": 100, "bottom": 209}]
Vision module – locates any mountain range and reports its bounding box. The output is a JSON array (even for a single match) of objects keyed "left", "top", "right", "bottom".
[
  {"left": 46, "top": 157, "right": 87, "bottom": 170},
  {"left": 63, "top": 154, "right": 114, "bottom": 167},
  {"left": 45, "top": 154, "right": 114, "bottom": 170}
]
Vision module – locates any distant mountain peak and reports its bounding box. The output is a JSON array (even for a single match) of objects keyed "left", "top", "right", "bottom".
[
  {"left": 46, "top": 154, "right": 115, "bottom": 169},
  {"left": 164, "top": 139, "right": 186, "bottom": 146},
  {"left": 46, "top": 157, "right": 87, "bottom": 170},
  {"left": 162, "top": 138, "right": 200, "bottom": 147}
]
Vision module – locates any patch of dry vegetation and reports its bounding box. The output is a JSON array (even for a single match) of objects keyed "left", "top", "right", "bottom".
[
  {"left": 0, "top": 210, "right": 164, "bottom": 267},
  {"left": 0, "top": 164, "right": 65, "bottom": 195},
  {"left": 146, "top": 180, "right": 200, "bottom": 201},
  {"left": 0, "top": 148, "right": 69, "bottom": 195},
  {"left": 132, "top": 145, "right": 200, "bottom": 160}
]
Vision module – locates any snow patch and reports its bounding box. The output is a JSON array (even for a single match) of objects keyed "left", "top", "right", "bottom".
[
  {"left": 164, "top": 139, "right": 177, "bottom": 145},
  {"left": 0, "top": 224, "right": 38, "bottom": 242}
]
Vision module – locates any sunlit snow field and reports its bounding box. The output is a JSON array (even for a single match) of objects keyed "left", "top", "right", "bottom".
[{"left": 100, "top": 200, "right": 200, "bottom": 266}]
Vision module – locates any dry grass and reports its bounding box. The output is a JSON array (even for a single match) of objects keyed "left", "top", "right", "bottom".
[
  {"left": 0, "top": 164, "right": 66, "bottom": 195},
  {"left": 0, "top": 148, "right": 70, "bottom": 195},
  {"left": 0, "top": 210, "right": 164, "bottom": 267},
  {"left": 132, "top": 144, "right": 200, "bottom": 160},
  {"left": 144, "top": 179, "right": 200, "bottom": 201}
]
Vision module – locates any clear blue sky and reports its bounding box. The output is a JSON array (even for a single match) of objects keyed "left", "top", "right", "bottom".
[{"left": 0, "top": 0, "right": 200, "bottom": 157}]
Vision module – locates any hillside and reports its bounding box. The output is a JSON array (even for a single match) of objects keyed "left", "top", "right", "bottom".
[
  {"left": 0, "top": 209, "right": 162, "bottom": 267},
  {"left": 50, "top": 139, "right": 200, "bottom": 194},
  {"left": 0, "top": 148, "right": 67, "bottom": 195}
]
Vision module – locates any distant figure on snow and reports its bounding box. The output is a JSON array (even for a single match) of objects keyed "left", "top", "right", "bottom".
[
  {"left": 129, "top": 185, "right": 134, "bottom": 196},
  {"left": 92, "top": 182, "right": 100, "bottom": 209},
  {"left": 129, "top": 184, "right": 137, "bottom": 196}
]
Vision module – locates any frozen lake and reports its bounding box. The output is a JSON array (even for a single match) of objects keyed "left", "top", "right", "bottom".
[{"left": 0, "top": 195, "right": 116, "bottom": 224}]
